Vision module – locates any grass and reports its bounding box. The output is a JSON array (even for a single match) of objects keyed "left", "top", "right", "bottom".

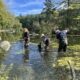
[
  {"left": 0, "top": 49, "right": 8, "bottom": 80},
  {"left": 0, "top": 64, "right": 14, "bottom": 80},
  {"left": 0, "top": 49, "right": 5, "bottom": 61},
  {"left": 52, "top": 41, "right": 80, "bottom": 70},
  {"left": 0, "top": 32, "right": 22, "bottom": 42},
  {"left": 68, "top": 45, "right": 80, "bottom": 51},
  {"left": 55, "top": 56, "right": 80, "bottom": 70},
  {"left": 51, "top": 36, "right": 80, "bottom": 80}
]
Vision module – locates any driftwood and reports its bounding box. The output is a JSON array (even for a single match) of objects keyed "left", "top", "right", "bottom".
[{"left": 67, "top": 60, "right": 76, "bottom": 80}]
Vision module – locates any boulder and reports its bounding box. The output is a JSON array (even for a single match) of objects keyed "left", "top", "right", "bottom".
[{"left": 0, "top": 41, "right": 11, "bottom": 51}]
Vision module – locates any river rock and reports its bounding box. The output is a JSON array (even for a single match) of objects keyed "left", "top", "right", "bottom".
[{"left": 0, "top": 41, "right": 11, "bottom": 51}]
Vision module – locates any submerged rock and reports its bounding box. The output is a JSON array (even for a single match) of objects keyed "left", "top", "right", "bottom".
[{"left": 0, "top": 41, "right": 11, "bottom": 51}]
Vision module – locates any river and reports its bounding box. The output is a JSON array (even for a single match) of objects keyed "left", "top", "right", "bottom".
[{"left": 0, "top": 41, "right": 58, "bottom": 80}]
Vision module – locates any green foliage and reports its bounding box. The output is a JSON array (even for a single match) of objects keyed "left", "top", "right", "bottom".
[
  {"left": 43, "top": 0, "right": 54, "bottom": 22},
  {"left": 17, "top": 14, "right": 41, "bottom": 33},
  {"left": 58, "top": 0, "right": 80, "bottom": 31},
  {"left": 0, "top": 0, "right": 22, "bottom": 41}
]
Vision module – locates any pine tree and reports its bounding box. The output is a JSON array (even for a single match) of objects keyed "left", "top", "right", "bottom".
[{"left": 43, "top": 0, "right": 54, "bottom": 22}]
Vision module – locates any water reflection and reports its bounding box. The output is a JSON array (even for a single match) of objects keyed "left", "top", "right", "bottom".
[{"left": 23, "top": 47, "right": 29, "bottom": 62}]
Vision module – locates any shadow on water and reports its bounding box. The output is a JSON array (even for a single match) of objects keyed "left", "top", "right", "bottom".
[{"left": 23, "top": 47, "right": 29, "bottom": 62}]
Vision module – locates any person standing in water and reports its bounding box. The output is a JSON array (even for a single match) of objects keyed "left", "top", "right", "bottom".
[
  {"left": 37, "top": 34, "right": 45, "bottom": 52},
  {"left": 23, "top": 28, "right": 30, "bottom": 48},
  {"left": 55, "top": 28, "right": 69, "bottom": 52}
]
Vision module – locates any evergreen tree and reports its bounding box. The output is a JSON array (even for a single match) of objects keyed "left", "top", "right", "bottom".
[{"left": 43, "top": 0, "right": 54, "bottom": 22}]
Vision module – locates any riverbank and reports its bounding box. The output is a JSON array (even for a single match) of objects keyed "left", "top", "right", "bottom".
[{"left": 52, "top": 41, "right": 80, "bottom": 80}]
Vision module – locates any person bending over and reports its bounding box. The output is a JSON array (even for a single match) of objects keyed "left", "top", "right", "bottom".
[{"left": 55, "top": 29, "right": 69, "bottom": 52}]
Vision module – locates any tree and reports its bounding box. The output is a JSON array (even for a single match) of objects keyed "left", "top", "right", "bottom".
[
  {"left": 42, "top": 0, "right": 54, "bottom": 23},
  {"left": 58, "top": 0, "right": 80, "bottom": 32},
  {"left": 0, "top": 0, "right": 22, "bottom": 40}
]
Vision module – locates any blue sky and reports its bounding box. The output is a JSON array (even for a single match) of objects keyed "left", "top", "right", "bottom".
[{"left": 4, "top": 0, "right": 63, "bottom": 16}]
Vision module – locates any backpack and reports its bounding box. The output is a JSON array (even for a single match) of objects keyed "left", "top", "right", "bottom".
[
  {"left": 56, "top": 32, "right": 61, "bottom": 39},
  {"left": 58, "top": 31, "right": 68, "bottom": 44}
]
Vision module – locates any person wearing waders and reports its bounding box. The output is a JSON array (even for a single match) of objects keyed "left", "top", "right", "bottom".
[
  {"left": 23, "top": 28, "right": 30, "bottom": 48},
  {"left": 55, "top": 29, "right": 69, "bottom": 52},
  {"left": 41, "top": 34, "right": 45, "bottom": 44},
  {"left": 38, "top": 34, "right": 45, "bottom": 52}
]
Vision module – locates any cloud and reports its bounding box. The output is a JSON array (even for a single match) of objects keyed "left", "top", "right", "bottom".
[
  {"left": 4, "top": 0, "right": 16, "bottom": 6},
  {"left": 4, "top": 0, "right": 44, "bottom": 8},
  {"left": 4, "top": 0, "right": 44, "bottom": 15},
  {"left": 26, "top": 9, "right": 42, "bottom": 14},
  {"left": 19, "top": 2, "right": 44, "bottom": 8},
  {"left": 12, "top": 9, "right": 42, "bottom": 16}
]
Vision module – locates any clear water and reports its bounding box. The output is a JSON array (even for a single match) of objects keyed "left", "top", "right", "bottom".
[{"left": 0, "top": 41, "right": 58, "bottom": 80}]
